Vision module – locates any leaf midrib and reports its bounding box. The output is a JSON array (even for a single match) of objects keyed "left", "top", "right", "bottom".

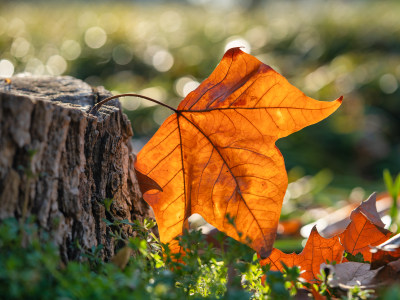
[{"left": 177, "top": 111, "right": 269, "bottom": 248}]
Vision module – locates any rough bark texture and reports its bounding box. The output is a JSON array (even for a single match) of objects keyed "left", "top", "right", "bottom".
[{"left": 0, "top": 76, "right": 150, "bottom": 262}]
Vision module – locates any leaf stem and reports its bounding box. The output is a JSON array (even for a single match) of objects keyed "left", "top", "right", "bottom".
[{"left": 88, "top": 93, "right": 177, "bottom": 114}]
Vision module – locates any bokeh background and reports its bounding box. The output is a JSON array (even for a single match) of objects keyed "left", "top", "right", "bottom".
[{"left": 1, "top": 0, "right": 399, "bottom": 221}]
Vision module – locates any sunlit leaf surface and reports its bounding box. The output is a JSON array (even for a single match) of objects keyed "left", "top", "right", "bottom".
[
  {"left": 135, "top": 48, "right": 342, "bottom": 257},
  {"left": 261, "top": 226, "right": 344, "bottom": 282},
  {"left": 340, "top": 195, "right": 391, "bottom": 262},
  {"left": 261, "top": 193, "right": 391, "bottom": 282}
]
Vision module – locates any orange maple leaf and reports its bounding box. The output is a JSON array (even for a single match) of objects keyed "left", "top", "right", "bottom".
[
  {"left": 339, "top": 193, "right": 392, "bottom": 261},
  {"left": 134, "top": 48, "right": 342, "bottom": 257},
  {"left": 371, "top": 232, "right": 400, "bottom": 269},
  {"left": 261, "top": 193, "right": 391, "bottom": 282},
  {"left": 261, "top": 226, "right": 344, "bottom": 282}
]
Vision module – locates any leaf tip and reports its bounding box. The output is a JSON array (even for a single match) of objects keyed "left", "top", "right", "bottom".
[
  {"left": 367, "top": 191, "right": 378, "bottom": 201},
  {"left": 310, "top": 224, "right": 319, "bottom": 233}
]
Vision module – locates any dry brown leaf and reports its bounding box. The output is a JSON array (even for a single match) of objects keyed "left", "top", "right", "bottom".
[
  {"left": 111, "top": 246, "right": 132, "bottom": 270},
  {"left": 371, "top": 233, "right": 400, "bottom": 269},
  {"left": 321, "top": 262, "right": 381, "bottom": 289}
]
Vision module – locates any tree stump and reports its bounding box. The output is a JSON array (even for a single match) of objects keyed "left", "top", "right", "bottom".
[{"left": 0, "top": 76, "right": 150, "bottom": 262}]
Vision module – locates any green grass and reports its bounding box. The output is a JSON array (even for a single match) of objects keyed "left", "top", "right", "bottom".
[
  {"left": 0, "top": 216, "right": 304, "bottom": 299},
  {"left": 3, "top": 214, "right": 400, "bottom": 299}
]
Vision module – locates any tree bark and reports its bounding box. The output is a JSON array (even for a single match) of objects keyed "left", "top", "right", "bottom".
[{"left": 0, "top": 75, "right": 150, "bottom": 262}]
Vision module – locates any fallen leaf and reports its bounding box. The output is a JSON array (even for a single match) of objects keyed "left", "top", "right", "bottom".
[
  {"left": 371, "top": 233, "right": 400, "bottom": 269},
  {"left": 301, "top": 193, "right": 393, "bottom": 239},
  {"left": 261, "top": 226, "right": 344, "bottom": 282},
  {"left": 135, "top": 48, "right": 342, "bottom": 257},
  {"left": 111, "top": 246, "right": 132, "bottom": 270},
  {"left": 339, "top": 193, "right": 391, "bottom": 261},
  {"left": 261, "top": 193, "right": 391, "bottom": 283},
  {"left": 371, "top": 258, "right": 400, "bottom": 287},
  {"left": 278, "top": 219, "right": 302, "bottom": 236},
  {"left": 356, "top": 192, "right": 386, "bottom": 228},
  {"left": 386, "top": 258, "right": 400, "bottom": 273},
  {"left": 321, "top": 262, "right": 381, "bottom": 289}
]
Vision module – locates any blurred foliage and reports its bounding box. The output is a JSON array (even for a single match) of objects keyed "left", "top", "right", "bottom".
[
  {"left": 2, "top": 212, "right": 398, "bottom": 299},
  {"left": 0, "top": 0, "right": 399, "bottom": 188},
  {"left": 0, "top": 216, "right": 308, "bottom": 299},
  {"left": 383, "top": 169, "right": 400, "bottom": 230}
]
